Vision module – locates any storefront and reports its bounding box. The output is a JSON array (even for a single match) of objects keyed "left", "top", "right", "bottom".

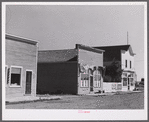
[
  {"left": 78, "top": 64, "right": 103, "bottom": 94},
  {"left": 37, "top": 44, "right": 104, "bottom": 95},
  {"left": 122, "top": 71, "right": 135, "bottom": 91},
  {"left": 5, "top": 34, "right": 38, "bottom": 100}
]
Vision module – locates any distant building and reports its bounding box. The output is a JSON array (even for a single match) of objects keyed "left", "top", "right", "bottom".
[
  {"left": 37, "top": 44, "right": 104, "bottom": 95},
  {"left": 94, "top": 45, "right": 136, "bottom": 92},
  {"left": 5, "top": 34, "right": 38, "bottom": 100}
]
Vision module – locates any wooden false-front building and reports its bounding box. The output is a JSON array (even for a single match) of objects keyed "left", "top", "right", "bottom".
[
  {"left": 5, "top": 34, "right": 38, "bottom": 100},
  {"left": 37, "top": 44, "right": 104, "bottom": 95},
  {"left": 94, "top": 45, "right": 136, "bottom": 92}
]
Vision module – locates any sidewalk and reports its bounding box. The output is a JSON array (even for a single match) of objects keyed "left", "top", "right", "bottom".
[
  {"left": 85, "top": 90, "right": 142, "bottom": 96},
  {"left": 86, "top": 92, "right": 115, "bottom": 96},
  {"left": 6, "top": 95, "right": 62, "bottom": 104},
  {"left": 114, "top": 90, "right": 142, "bottom": 95}
]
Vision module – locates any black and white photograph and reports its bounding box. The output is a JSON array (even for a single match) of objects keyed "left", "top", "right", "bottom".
[{"left": 2, "top": 2, "right": 147, "bottom": 120}]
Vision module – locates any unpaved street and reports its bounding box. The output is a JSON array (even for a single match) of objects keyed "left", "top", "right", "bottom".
[{"left": 6, "top": 92, "right": 144, "bottom": 109}]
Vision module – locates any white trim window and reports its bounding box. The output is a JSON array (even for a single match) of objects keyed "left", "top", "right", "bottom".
[
  {"left": 93, "top": 69, "right": 101, "bottom": 88},
  {"left": 5, "top": 66, "right": 8, "bottom": 86},
  {"left": 10, "top": 66, "right": 22, "bottom": 87},
  {"left": 123, "top": 77, "right": 127, "bottom": 86},
  {"left": 130, "top": 77, "right": 134, "bottom": 86},
  {"left": 81, "top": 70, "right": 89, "bottom": 87}
]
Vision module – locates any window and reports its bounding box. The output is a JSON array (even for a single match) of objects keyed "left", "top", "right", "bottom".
[
  {"left": 112, "top": 84, "right": 116, "bottom": 90},
  {"left": 130, "top": 61, "right": 131, "bottom": 68},
  {"left": 123, "top": 73, "right": 127, "bottom": 77},
  {"left": 117, "top": 84, "right": 122, "bottom": 90},
  {"left": 81, "top": 73, "right": 89, "bottom": 87},
  {"left": 123, "top": 77, "right": 127, "bottom": 86},
  {"left": 125, "top": 60, "right": 127, "bottom": 68},
  {"left": 94, "top": 69, "right": 101, "bottom": 87},
  {"left": 5, "top": 66, "right": 8, "bottom": 86},
  {"left": 130, "top": 78, "right": 134, "bottom": 86},
  {"left": 10, "top": 67, "right": 22, "bottom": 87}
]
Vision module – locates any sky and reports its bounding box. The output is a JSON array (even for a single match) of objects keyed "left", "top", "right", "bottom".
[{"left": 6, "top": 4, "right": 145, "bottom": 81}]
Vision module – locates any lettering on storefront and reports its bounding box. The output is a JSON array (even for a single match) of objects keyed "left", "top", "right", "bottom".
[{"left": 111, "top": 83, "right": 122, "bottom": 90}]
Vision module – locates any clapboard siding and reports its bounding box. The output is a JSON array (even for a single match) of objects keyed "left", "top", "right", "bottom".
[
  {"left": 6, "top": 37, "right": 38, "bottom": 100},
  {"left": 6, "top": 38, "right": 37, "bottom": 52}
]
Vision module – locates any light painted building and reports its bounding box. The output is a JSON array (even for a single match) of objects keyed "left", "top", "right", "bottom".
[
  {"left": 95, "top": 45, "right": 136, "bottom": 92},
  {"left": 5, "top": 34, "right": 38, "bottom": 100},
  {"left": 121, "top": 46, "right": 136, "bottom": 91}
]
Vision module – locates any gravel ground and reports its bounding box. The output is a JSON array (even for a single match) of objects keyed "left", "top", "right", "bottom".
[{"left": 6, "top": 92, "right": 144, "bottom": 109}]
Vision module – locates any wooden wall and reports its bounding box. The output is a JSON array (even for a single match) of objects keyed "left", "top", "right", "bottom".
[{"left": 5, "top": 38, "right": 38, "bottom": 99}]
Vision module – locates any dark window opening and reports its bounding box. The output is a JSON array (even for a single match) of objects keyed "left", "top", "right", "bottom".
[
  {"left": 125, "top": 60, "right": 127, "bottom": 68},
  {"left": 130, "top": 61, "right": 131, "bottom": 68},
  {"left": 11, "top": 74, "right": 21, "bottom": 85},
  {"left": 10, "top": 67, "right": 21, "bottom": 86}
]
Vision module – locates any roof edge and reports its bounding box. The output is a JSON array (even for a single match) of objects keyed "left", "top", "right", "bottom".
[
  {"left": 6, "top": 34, "right": 38, "bottom": 45},
  {"left": 76, "top": 44, "right": 105, "bottom": 53},
  {"left": 38, "top": 48, "right": 76, "bottom": 52},
  {"left": 94, "top": 44, "right": 131, "bottom": 48}
]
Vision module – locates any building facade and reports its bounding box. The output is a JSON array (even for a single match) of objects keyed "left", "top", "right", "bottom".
[
  {"left": 95, "top": 45, "right": 136, "bottom": 92},
  {"left": 5, "top": 34, "right": 38, "bottom": 100},
  {"left": 37, "top": 44, "right": 104, "bottom": 95}
]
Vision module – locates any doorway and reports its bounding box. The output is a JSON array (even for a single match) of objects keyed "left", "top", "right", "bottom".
[
  {"left": 90, "top": 76, "right": 93, "bottom": 91},
  {"left": 128, "top": 78, "right": 130, "bottom": 90},
  {"left": 25, "top": 71, "right": 32, "bottom": 94}
]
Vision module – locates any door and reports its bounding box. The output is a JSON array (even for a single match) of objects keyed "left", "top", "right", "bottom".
[
  {"left": 90, "top": 76, "right": 93, "bottom": 91},
  {"left": 25, "top": 71, "right": 32, "bottom": 94},
  {"left": 128, "top": 78, "right": 130, "bottom": 90}
]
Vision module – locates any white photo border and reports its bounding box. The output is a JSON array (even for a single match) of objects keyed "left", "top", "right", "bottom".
[{"left": 2, "top": 2, "right": 147, "bottom": 120}]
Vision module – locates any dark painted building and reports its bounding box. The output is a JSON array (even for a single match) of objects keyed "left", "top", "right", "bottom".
[{"left": 37, "top": 44, "right": 104, "bottom": 95}]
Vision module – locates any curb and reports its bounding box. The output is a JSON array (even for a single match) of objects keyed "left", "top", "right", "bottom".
[{"left": 6, "top": 97, "right": 61, "bottom": 105}]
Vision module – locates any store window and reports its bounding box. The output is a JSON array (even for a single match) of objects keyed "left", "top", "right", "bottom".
[
  {"left": 94, "top": 69, "right": 101, "bottom": 87},
  {"left": 10, "top": 67, "right": 22, "bottom": 87},
  {"left": 81, "top": 70, "right": 89, "bottom": 87},
  {"left": 117, "top": 84, "right": 122, "bottom": 90},
  {"left": 123, "top": 77, "right": 127, "bottom": 86},
  {"left": 130, "top": 78, "right": 134, "bottom": 86}
]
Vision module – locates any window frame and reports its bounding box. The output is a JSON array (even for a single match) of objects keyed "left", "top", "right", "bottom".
[
  {"left": 9, "top": 65, "right": 23, "bottom": 88},
  {"left": 129, "top": 77, "right": 134, "bottom": 86},
  {"left": 24, "top": 69, "right": 33, "bottom": 95},
  {"left": 5, "top": 65, "right": 8, "bottom": 87},
  {"left": 93, "top": 69, "right": 101, "bottom": 88},
  {"left": 123, "top": 77, "right": 128, "bottom": 86},
  {"left": 125, "top": 60, "right": 127, "bottom": 68},
  {"left": 80, "top": 73, "right": 89, "bottom": 88}
]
